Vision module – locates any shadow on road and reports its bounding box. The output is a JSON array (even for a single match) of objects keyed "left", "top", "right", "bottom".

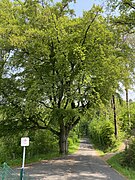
[{"left": 15, "top": 139, "right": 126, "bottom": 180}]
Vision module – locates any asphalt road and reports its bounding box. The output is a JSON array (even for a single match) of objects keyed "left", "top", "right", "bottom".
[{"left": 16, "top": 139, "right": 126, "bottom": 180}]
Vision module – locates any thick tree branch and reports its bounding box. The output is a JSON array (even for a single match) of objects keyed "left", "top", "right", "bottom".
[
  {"left": 81, "top": 11, "right": 99, "bottom": 46},
  {"left": 48, "top": 127, "right": 60, "bottom": 137},
  {"left": 64, "top": 98, "right": 69, "bottom": 109},
  {"left": 28, "top": 116, "right": 60, "bottom": 137},
  {"left": 66, "top": 117, "right": 80, "bottom": 132},
  {"left": 123, "top": 1, "right": 135, "bottom": 10},
  {"left": 39, "top": 101, "right": 53, "bottom": 109}
]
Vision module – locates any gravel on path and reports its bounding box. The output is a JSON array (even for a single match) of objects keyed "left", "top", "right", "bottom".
[{"left": 15, "top": 139, "right": 127, "bottom": 180}]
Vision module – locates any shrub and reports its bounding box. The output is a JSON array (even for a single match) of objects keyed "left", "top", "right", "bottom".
[
  {"left": 28, "top": 130, "right": 58, "bottom": 156},
  {"left": 121, "top": 137, "right": 135, "bottom": 169},
  {"left": 88, "top": 118, "right": 117, "bottom": 151},
  {"left": 68, "top": 138, "right": 73, "bottom": 147},
  {"left": 0, "top": 130, "right": 58, "bottom": 164}
]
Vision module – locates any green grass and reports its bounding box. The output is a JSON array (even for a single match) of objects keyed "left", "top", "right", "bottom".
[
  {"left": 68, "top": 140, "right": 80, "bottom": 154},
  {"left": 90, "top": 139, "right": 135, "bottom": 180},
  {"left": 3, "top": 151, "right": 61, "bottom": 167},
  {"left": 95, "top": 148, "right": 105, "bottom": 156},
  {"left": 107, "top": 153, "right": 135, "bottom": 180}
]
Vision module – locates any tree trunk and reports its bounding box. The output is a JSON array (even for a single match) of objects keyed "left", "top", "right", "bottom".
[
  {"left": 112, "top": 95, "right": 118, "bottom": 138},
  {"left": 125, "top": 88, "right": 129, "bottom": 108},
  {"left": 59, "top": 122, "right": 69, "bottom": 155},
  {"left": 125, "top": 88, "right": 130, "bottom": 126}
]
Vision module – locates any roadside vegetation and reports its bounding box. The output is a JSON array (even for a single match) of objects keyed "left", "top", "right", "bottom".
[
  {"left": 0, "top": 128, "right": 79, "bottom": 167},
  {"left": 86, "top": 101, "right": 135, "bottom": 179},
  {"left": 107, "top": 152, "right": 135, "bottom": 180}
]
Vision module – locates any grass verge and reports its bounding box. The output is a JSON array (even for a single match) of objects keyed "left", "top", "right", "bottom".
[
  {"left": 107, "top": 153, "right": 135, "bottom": 180},
  {"left": 3, "top": 151, "right": 61, "bottom": 167}
]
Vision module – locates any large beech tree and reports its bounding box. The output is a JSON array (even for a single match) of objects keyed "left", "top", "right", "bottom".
[{"left": 0, "top": 0, "right": 128, "bottom": 154}]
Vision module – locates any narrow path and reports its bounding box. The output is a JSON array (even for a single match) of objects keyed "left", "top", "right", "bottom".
[
  {"left": 16, "top": 139, "right": 127, "bottom": 180},
  {"left": 102, "top": 142, "right": 126, "bottom": 161}
]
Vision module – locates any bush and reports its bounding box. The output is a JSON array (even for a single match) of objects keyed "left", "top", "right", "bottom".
[
  {"left": 0, "top": 134, "right": 22, "bottom": 163},
  {"left": 68, "top": 127, "right": 79, "bottom": 147},
  {"left": 28, "top": 130, "right": 58, "bottom": 157},
  {"left": 88, "top": 118, "right": 117, "bottom": 152},
  {"left": 68, "top": 138, "right": 74, "bottom": 147},
  {"left": 121, "top": 137, "right": 135, "bottom": 169},
  {"left": 0, "top": 130, "right": 58, "bottom": 164}
]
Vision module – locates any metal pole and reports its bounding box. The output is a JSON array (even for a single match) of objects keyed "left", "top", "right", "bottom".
[
  {"left": 22, "top": 146, "right": 26, "bottom": 169},
  {"left": 20, "top": 146, "right": 26, "bottom": 180}
]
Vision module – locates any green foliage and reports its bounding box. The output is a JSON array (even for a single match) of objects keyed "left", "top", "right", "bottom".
[
  {"left": 0, "top": 130, "right": 58, "bottom": 164},
  {"left": 68, "top": 128, "right": 80, "bottom": 153},
  {"left": 129, "top": 102, "right": 135, "bottom": 133},
  {"left": 28, "top": 130, "right": 58, "bottom": 156},
  {"left": 78, "top": 116, "right": 90, "bottom": 137},
  {"left": 107, "top": 0, "right": 135, "bottom": 31},
  {"left": 0, "top": 135, "right": 22, "bottom": 163},
  {"left": 0, "top": 0, "right": 134, "bottom": 155},
  {"left": 118, "top": 101, "right": 135, "bottom": 135},
  {"left": 121, "top": 138, "right": 135, "bottom": 169},
  {"left": 68, "top": 127, "right": 79, "bottom": 143},
  {"left": 0, "top": 128, "right": 80, "bottom": 165},
  {"left": 107, "top": 152, "right": 135, "bottom": 180},
  {"left": 88, "top": 118, "right": 117, "bottom": 151}
]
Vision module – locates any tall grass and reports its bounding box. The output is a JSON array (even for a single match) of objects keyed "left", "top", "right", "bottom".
[{"left": 107, "top": 153, "right": 135, "bottom": 180}]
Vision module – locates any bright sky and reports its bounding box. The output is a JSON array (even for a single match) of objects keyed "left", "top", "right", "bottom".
[
  {"left": 54, "top": 0, "right": 103, "bottom": 17},
  {"left": 68, "top": 0, "right": 103, "bottom": 16}
]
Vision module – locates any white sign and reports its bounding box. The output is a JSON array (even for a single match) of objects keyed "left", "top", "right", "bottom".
[{"left": 21, "top": 137, "right": 29, "bottom": 147}]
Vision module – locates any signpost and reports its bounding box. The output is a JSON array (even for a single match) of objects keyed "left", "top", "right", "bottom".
[{"left": 20, "top": 137, "right": 29, "bottom": 180}]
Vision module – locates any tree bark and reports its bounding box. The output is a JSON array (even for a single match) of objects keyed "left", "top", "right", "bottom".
[
  {"left": 125, "top": 88, "right": 129, "bottom": 109},
  {"left": 112, "top": 95, "right": 118, "bottom": 138},
  {"left": 125, "top": 88, "right": 130, "bottom": 120},
  {"left": 59, "top": 122, "right": 69, "bottom": 155}
]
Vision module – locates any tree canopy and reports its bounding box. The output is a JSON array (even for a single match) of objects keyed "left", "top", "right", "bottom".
[
  {"left": 0, "top": 0, "right": 134, "bottom": 154},
  {"left": 107, "top": 0, "right": 135, "bottom": 31}
]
